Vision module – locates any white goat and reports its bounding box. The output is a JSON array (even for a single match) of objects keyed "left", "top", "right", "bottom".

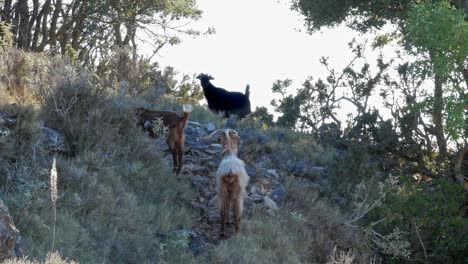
[{"left": 207, "top": 129, "right": 249, "bottom": 236}]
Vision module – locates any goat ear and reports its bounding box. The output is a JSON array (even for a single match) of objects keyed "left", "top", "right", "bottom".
[{"left": 209, "top": 75, "right": 214, "bottom": 80}]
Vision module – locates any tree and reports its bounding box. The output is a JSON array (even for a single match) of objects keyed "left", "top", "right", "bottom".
[
  {"left": 0, "top": 0, "right": 204, "bottom": 63},
  {"left": 292, "top": 0, "right": 468, "bottom": 159}
]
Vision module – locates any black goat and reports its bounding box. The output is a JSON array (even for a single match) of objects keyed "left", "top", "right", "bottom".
[{"left": 196, "top": 73, "right": 251, "bottom": 118}]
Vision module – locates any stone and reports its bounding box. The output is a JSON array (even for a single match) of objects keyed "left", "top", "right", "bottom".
[
  {"left": 206, "top": 210, "right": 220, "bottom": 224},
  {"left": 209, "top": 195, "right": 218, "bottom": 208},
  {"left": 249, "top": 194, "right": 264, "bottom": 204},
  {"left": 226, "top": 118, "right": 236, "bottom": 128},
  {"left": 206, "top": 122, "right": 216, "bottom": 132},
  {"left": 191, "top": 175, "right": 209, "bottom": 187},
  {"left": 0, "top": 111, "right": 16, "bottom": 128},
  {"left": 40, "top": 126, "right": 69, "bottom": 153},
  {"left": 199, "top": 186, "right": 212, "bottom": 198},
  {"left": 238, "top": 129, "right": 271, "bottom": 144},
  {"left": 187, "top": 121, "right": 203, "bottom": 127},
  {"left": 186, "top": 164, "right": 207, "bottom": 174},
  {"left": 267, "top": 169, "right": 279, "bottom": 178},
  {"left": 245, "top": 165, "right": 257, "bottom": 179},
  {"left": 270, "top": 184, "right": 285, "bottom": 203},
  {"left": 263, "top": 196, "right": 278, "bottom": 214},
  {"left": 170, "top": 229, "right": 207, "bottom": 255},
  {"left": 0, "top": 127, "right": 11, "bottom": 138},
  {"left": 0, "top": 199, "right": 21, "bottom": 261}
]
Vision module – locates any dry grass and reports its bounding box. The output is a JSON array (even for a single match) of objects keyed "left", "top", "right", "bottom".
[{"left": 2, "top": 252, "right": 76, "bottom": 264}]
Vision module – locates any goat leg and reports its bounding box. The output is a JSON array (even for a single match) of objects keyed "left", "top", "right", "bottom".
[
  {"left": 176, "top": 142, "right": 184, "bottom": 175},
  {"left": 219, "top": 184, "right": 230, "bottom": 237},
  {"left": 234, "top": 198, "right": 241, "bottom": 233},
  {"left": 171, "top": 150, "right": 178, "bottom": 174}
]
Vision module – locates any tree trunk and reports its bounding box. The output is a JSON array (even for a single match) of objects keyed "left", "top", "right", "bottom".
[
  {"left": 37, "top": 0, "right": 51, "bottom": 51},
  {"left": 16, "top": 0, "right": 29, "bottom": 49},
  {"left": 433, "top": 73, "right": 447, "bottom": 157},
  {"left": 71, "top": 0, "right": 87, "bottom": 50},
  {"left": 464, "top": 0, "right": 468, "bottom": 17},
  {"left": 454, "top": 144, "right": 468, "bottom": 191},
  {"left": 27, "top": 0, "right": 40, "bottom": 50},
  {"left": 31, "top": 2, "right": 45, "bottom": 50},
  {"left": 2, "top": 0, "right": 13, "bottom": 22},
  {"left": 49, "top": 0, "right": 63, "bottom": 52}
]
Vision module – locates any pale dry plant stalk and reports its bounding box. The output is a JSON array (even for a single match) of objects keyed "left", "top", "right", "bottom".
[
  {"left": 151, "top": 117, "right": 169, "bottom": 139},
  {"left": 50, "top": 156, "right": 58, "bottom": 251},
  {"left": 327, "top": 246, "right": 356, "bottom": 264}
]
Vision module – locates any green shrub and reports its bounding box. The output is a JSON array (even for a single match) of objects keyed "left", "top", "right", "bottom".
[{"left": 368, "top": 179, "right": 468, "bottom": 263}]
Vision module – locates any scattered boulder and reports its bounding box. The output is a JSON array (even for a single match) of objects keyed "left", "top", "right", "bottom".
[
  {"left": 286, "top": 159, "right": 327, "bottom": 177},
  {"left": 40, "top": 126, "right": 69, "bottom": 153},
  {"left": 239, "top": 129, "right": 271, "bottom": 145},
  {"left": 225, "top": 118, "right": 236, "bottom": 128},
  {"left": 245, "top": 164, "right": 258, "bottom": 179},
  {"left": 0, "top": 111, "right": 16, "bottom": 128},
  {"left": 0, "top": 127, "right": 11, "bottom": 138},
  {"left": 267, "top": 169, "right": 279, "bottom": 178},
  {"left": 263, "top": 196, "right": 278, "bottom": 214},
  {"left": 270, "top": 184, "right": 285, "bottom": 203},
  {"left": 0, "top": 199, "right": 22, "bottom": 261},
  {"left": 206, "top": 122, "right": 216, "bottom": 132},
  {"left": 185, "top": 164, "right": 207, "bottom": 175},
  {"left": 170, "top": 229, "right": 208, "bottom": 255}
]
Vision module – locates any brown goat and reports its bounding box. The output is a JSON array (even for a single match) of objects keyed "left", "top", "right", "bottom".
[
  {"left": 207, "top": 129, "right": 249, "bottom": 236},
  {"left": 136, "top": 105, "right": 193, "bottom": 174}
]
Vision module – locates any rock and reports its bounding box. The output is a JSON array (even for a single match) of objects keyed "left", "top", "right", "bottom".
[
  {"left": 190, "top": 201, "right": 207, "bottom": 211},
  {"left": 270, "top": 184, "right": 285, "bottom": 203},
  {"left": 209, "top": 195, "right": 218, "bottom": 208},
  {"left": 248, "top": 194, "right": 264, "bottom": 204},
  {"left": 226, "top": 118, "right": 236, "bottom": 128},
  {"left": 310, "top": 166, "right": 327, "bottom": 174},
  {"left": 267, "top": 169, "right": 279, "bottom": 178},
  {"left": 239, "top": 129, "right": 271, "bottom": 145},
  {"left": 191, "top": 175, "right": 209, "bottom": 187},
  {"left": 40, "top": 126, "right": 69, "bottom": 153},
  {"left": 206, "top": 122, "right": 216, "bottom": 132},
  {"left": 0, "top": 111, "right": 16, "bottom": 128},
  {"left": 199, "top": 186, "right": 211, "bottom": 199},
  {"left": 185, "top": 126, "right": 207, "bottom": 142},
  {"left": 187, "top": 121, "right": 203, "bottom": 127},
  {"left": 206, "top": 210, "right": 220, "bottom": 224},
  {"left": 245, "top": 165, "right": 257, "bottom": 179},
  {"left": 170, "top": 229, "right": 207, "bottom": 255},
  {"left": 186, "top": 164, "right": 207, "bottom": 174},
  {"left": 286, "top": 159, "right": 327, "bottom": 177},
  {"left": 249, "top": 185, "right": 263, "bottom": 196},
  {"left": 0, "top": 127, "right": 11, "bottom": 138},
  {"left": 263, "top": 196, "right": 278, "bottom": 214},
  {"left": 0, "top": 199, "right": 22, "bottom": 261}
]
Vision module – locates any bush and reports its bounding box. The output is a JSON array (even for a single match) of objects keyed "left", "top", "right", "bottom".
[
  {"left": 367, "top": 179, "right": 468, "bottom": 263},
  {"left": 0, "top": 49, "right": 197, "bottom": 263}
]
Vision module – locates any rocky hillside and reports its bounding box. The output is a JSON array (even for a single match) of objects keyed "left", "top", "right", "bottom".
[{"left": 1, "top": 48, "right": 466, "bottom": 264}]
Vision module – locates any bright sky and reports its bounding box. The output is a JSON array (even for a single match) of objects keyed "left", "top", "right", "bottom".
[{"left": 147, "top": 0, "right": 391, "bottom": 120}]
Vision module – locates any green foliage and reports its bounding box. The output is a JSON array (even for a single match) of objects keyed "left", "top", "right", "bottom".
[
  {"left": 404, "top": 1, "right": 468, "bottom": 141},
  {"left": 250, "top": 106, "right": 274, "bottom": 127},
  {"left": 271, "top": 79, "right": 302, "bottom": 129},
  {"left": 368, "top": 179, "right": 468, "bottom": 263},
  {"left": 291, "top": 0, "right": 415, "bottom": 32},
  {"left": 405, "top": 2, "right": 468, "bottom": 81}
]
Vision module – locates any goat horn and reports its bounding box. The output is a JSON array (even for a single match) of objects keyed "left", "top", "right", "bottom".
[{"left": 205, "top": 129, "right": 224, "bottom": 140}]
